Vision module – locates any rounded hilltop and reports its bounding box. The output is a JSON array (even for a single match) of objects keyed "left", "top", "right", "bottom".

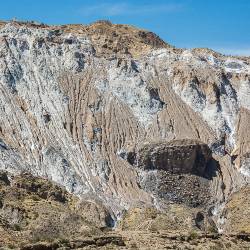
[{"left": 59, "top": 19, "right": 173, "bottom": 57}]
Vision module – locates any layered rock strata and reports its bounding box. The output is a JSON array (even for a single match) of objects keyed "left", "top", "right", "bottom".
[{"left": 124, "top": 139, "right": 212, "bottom": 175}]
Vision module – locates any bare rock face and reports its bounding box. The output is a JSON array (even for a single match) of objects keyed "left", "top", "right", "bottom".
[
  {"left": 0, "top": 20, "right": 249, "bottom": 237},
  {"left": 121, "top": 140, "right": 214, "bottom": 208},
  {"left": 125, "top": 139, "right": 212, "bottom": 176}
]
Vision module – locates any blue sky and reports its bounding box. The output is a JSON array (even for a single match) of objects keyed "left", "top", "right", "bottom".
[{"left": 1, "top": 0, "right": 249, "bottom": 55}]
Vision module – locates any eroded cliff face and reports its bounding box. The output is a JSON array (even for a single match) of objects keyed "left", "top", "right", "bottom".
[{"left": 0, "top": 20, "right": 249, "bottom": 234}]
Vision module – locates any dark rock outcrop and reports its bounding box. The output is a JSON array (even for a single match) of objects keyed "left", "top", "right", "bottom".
[{"left": 127, "top": 139, "right": 212, "bottom": 176}]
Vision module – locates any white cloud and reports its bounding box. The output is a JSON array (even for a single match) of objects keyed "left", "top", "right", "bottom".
[{"left": 79, "top": 2, "right": 183, "bottom": 17}]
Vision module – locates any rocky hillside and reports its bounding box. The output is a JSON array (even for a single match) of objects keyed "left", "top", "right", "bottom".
[
  {"left": 0, "top": 171, "right": 113, "bottom": 247},
  {"left": 0, "top": 171, "right": 249, "bottom": 249},
  {"left": 0, "top": 19, "right": 250, "bottom": 248}
]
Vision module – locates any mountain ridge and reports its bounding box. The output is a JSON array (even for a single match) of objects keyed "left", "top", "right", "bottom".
[{"left": 1, "top": 19, "right": 249, "bottom": 59}]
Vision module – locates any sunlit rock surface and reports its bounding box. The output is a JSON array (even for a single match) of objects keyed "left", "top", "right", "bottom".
[{"left": 0, "top": 21, "right": 249, "bottom": 237}]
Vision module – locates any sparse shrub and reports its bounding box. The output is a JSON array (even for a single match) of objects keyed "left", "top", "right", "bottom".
[
  {"left": 58, "top": 238, "right": 70, "bottom": 244},
  {"left": 31, "top": 235, "right": 41, "bottom": 243},
  {"left": 32, "top": 211, "right": 39, "bottom": 219},
  {"left": 7, "top": 244, "right": 16, "bottom": 249},
  {"left": 13, "top": 223, "right": 21, "bottom": 231},
  {"left": 30, "top": 194, "right": 40, "bottom": 201},
  {"left": 240, "top": 230, "right": 247, "bottom": 234},
  {"left": 189, "top": 230, "right": 198, "bottom": 240},
  {"left": 207, "top": 225, "right": 218, "bottom": 234}
]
